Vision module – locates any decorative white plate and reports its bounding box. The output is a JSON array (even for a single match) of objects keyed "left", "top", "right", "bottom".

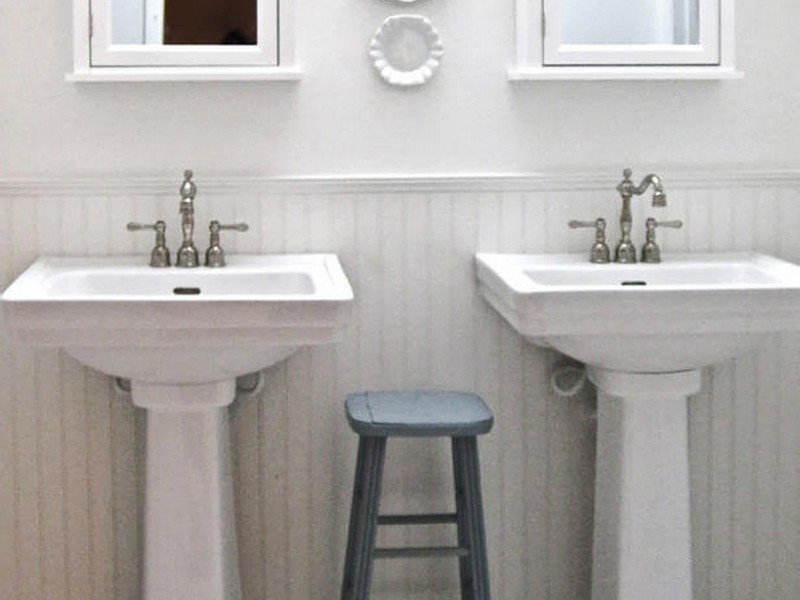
[{"left": 369, "top": 15, "right": 444, "bottom": 87}]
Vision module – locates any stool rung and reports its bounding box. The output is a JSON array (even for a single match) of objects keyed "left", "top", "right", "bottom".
[
  {"left": 377, "top": 513, "right": 457, "bottom": 526},
  {"left": 374, "top": 546, "right": 468, "bottom": 559}
]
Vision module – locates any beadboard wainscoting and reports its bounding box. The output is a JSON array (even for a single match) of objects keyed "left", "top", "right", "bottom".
[{"left": 0, "top": 171, "right": 798, "bottom": 600}]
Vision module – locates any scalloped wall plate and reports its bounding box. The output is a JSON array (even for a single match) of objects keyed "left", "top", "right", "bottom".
[{"left": 368, "top": 15, "right": 444, "bottom": 87}]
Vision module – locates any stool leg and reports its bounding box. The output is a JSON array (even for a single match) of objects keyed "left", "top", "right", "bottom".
[
  {"left": 341, "top": 436, "right": 387, "bottom": 600},
  {"left": 452, "top": 436, "right": 491, "bottom": 600}
]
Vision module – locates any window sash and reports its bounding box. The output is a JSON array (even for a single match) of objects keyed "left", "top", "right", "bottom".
[
  {"left": 90, "top": 0, "right": 278, "bottom": 67},
  {"left": 542, "top": 0, "right": 719, "bottom": 66}
]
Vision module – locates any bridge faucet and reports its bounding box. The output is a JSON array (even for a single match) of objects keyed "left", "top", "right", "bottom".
[
  {"left": 614, "top": 168, "right": 667, "bottom": 263},
  {"left": 176, "top": 169, "right": 200, "bottom": 268}
]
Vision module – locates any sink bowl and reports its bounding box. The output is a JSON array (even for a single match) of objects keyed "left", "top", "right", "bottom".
[
  {"left": 2, "top": 254, "right": 353, "bottom": 384},
  {"left": 475, "top": 252, "right": 800, "bottom": 372},
  {"left": 477, "top": 250, "right": 800, "bottom": 600},
  {"left": 2, "top": 252, "right": 354, "bottom": 600}
]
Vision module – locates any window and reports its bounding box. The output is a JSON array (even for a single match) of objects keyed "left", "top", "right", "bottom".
[
  {"left": 510, "top": 0, "right": 740, "bottom": 80},
  {"left": 70, "top": 0, "right": 298, "bottom": 81}
]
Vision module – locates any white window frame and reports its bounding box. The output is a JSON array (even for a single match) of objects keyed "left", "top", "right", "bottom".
[
  {"left": 70, "top": 0, "right": 300, "bottom": 81},
  {"left": 510, "top": 0, "right": 741, "bottom": 80},
  {"left": 144, "top": 0, "right": 164, "bottom": 45},
  {"left": 91, "top": 0, "right": 277, "bottom": 66}
]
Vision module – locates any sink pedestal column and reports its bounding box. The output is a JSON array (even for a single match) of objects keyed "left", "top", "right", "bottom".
[
  {"left": 586, "top": 367, "right": 701, "bottom": 600},
  {"left": 132, "top": 380, "right": 242, "bottom": 600}
]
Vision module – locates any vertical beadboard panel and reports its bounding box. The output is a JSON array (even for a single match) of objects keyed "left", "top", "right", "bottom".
[
  {"left": 493, "top": 191, "right": 527, "bottom": 600},
  {"left": 776, "top": 334, "right": 800, "bottom": 598},
  {"left": 0, "top": 174, "right": 799, "bottom": 600},
  {"left": 12, "top": 345, "right": 43, "bottom": 600},
  {"left": 85, "top": 369, "right": 114, "bottom": 600},
  {"left": 688, "top": 368, "right": 712, "bottom": 600},
  {"left": 473, "top": 193, "right": 507, "bottom": 598},
  {"left": 35, "top": 349, "right": 67, "bottom": 600},
  {"left": 775, "top": 187, "right": 800, "bottom": 600},
  {"left": 231, "top": 385, "right": 264, "bottom": 600},
  {"left": 9, "top": 193, "right": 43, "bottom": 600},
  {"left": 753, "top": 337, "right": 781, "bottom": 599},
  {"left": 109, "top": 374, "right": 141, "bottom": 600},
  {"left": 0, "top": 193, "right": 18, "bottom": 600},
  {"left": 260, "top": 363, "right": 291, "bottom": 599},
  {"left": 0, "top": 342, "right": 15, "bottom": 600}
]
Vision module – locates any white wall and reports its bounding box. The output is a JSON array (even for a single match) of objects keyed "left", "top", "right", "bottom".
[{"left": 0, "top": 2, "right": 799, "bottom": 176}]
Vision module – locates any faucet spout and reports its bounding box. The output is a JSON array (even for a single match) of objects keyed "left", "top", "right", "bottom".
[
  {"left": 176, "top": 170, "right": 200, "bottom": 268},
  {"left": 617, "top": 169, "right": 667, "bottom": 207}
]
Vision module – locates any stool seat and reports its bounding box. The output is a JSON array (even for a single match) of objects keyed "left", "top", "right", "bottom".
[
  {"left": 341, "top": 390, "right": 493, "bottom": 600},
  {"left": 346, "top": 390, "right": 494, "bottom": 437}
]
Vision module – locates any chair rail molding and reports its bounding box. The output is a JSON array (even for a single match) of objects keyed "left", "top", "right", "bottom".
[{"left": 1, "top": 169, "right": 799, "bottom": 197}]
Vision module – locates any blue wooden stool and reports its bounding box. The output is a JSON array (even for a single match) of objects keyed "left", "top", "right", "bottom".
[{"left": 340, "top": 391, "right": 494, "bottom": 600}]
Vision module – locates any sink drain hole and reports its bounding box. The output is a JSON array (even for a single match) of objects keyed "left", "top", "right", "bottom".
[
  {"left": 621, "top": 281, "right": 647, "bottom": 286},
  {"left": 173, "top": 287, "right": 202, "bottom": 295}
]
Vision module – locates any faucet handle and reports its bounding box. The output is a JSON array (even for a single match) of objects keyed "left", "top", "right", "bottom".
[
  {"left": 127, "top": 220, "right": 171, "bottom": 267},
  {"left": 569, "top": 218, "right": 610, "bottom": 264},
  {"left": 641, "top": 218, "right": 683, "bottom": 263},
  {"left": 215, "top": 222, "right": 249, "bottom": 233},
  {"left": 648, "top": 219, "right": 683, "bottom": 230},
  {"left": 205, "top": 220, "right": 249, "bottom": 268}
]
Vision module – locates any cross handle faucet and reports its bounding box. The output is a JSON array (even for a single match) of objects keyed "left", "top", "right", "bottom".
[
  {"left": 205, "top": 221, "right": 249, "bottom": 268},
  {"left": 127, "top": 220, "right": 171, "bottom": 267},
  {"left": 641, "top": 218, "right": 683, "bottom": 264},
  {"left": 569, "top": 218, "right": 611, "bottom": 264}
]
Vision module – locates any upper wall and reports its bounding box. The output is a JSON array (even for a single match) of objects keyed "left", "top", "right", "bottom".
[{"left": 1, "top": 1, "right": 798, "bottom": 176}]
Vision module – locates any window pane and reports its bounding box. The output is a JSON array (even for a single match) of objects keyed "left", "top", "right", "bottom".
[
  {"left": 560, "top": 0, "right": 699, "bottom": 45},
  {"left": 112, "top": 0, "right": 257, "bottom": 45}
]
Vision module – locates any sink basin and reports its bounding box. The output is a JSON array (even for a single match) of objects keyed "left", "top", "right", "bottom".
[
  {"left": 477, "top": 251, "right": 800, "bottom": 600},
  {"left": 475, "top": 252, "right": 800, "bottom": 372},
  {"left": 2, "top": 254, "right": 353, "bottom": 383},
  {"left": 2, "top": 252, "right": 354, "bottom": 600}
]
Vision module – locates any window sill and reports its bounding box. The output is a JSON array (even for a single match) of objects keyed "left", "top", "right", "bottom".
[
  {"left": 508, "top": 65, "right": 744, "bottom": 81},
  {"left": 66, "top": 66, "right": 302, "bottom": 82}
]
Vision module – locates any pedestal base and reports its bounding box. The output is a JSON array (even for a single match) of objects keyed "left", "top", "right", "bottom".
[
  {"left": 586, "top": 368, "right": 701, "bottom": 600},
  {"left": 132, "top": 380, "right": 242, "bottom": 600}
]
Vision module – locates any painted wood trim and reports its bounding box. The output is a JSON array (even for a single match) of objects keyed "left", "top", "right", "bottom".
[
  {"left": 66, "top": 65, "right": 302, "bottom": 82},
  {"left": 509, "top": 65, "right": 743, "bottom": 80},
  {"left": 514, "top": 0, "right": 737, "bottom": 78},
  {"left": 0, "top": 169, "right": 798, "bottom": 198},
  {"left": 543, "top": 0, "right": 720, "bottom": 66},
  {"left": 71, "top": 0, "right": 295, "bottom": 80}
]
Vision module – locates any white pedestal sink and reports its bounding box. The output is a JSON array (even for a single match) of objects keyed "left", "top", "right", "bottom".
[
  {"left": 2, "top": 254, "right": 353, "bottom": 600},
  {"left": 476, "top": 252, "right": 800, "bottom": 600}
]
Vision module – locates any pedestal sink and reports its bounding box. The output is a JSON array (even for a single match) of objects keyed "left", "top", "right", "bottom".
[
  {"left": 2, "top": 254, "right": 353, "bottom": 600},
  {"left": 475, "top": 252, "right": 800, "bottom": 600}
]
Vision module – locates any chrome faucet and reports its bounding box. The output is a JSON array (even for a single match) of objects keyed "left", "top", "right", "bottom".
[
  {"left": 127, "top": 170, "right": 249, "bottom": 267},
  {"left": 176, "top": 169, "right": 200, "bottom": 268},
  {"left": 641, "top": 217, "right": 683, "bottom": 263},
  {"left": 127, "top": 220, "right": 171, "bottom": 267},
  {"left": 569, "top": 218, "right": 611, "bottom": 264},
  {"left": 205, "top": 220, "right": 249, "bottom": 268},
  {"left": 614, "top": 168, "right": 667, "bottom": 263}
]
